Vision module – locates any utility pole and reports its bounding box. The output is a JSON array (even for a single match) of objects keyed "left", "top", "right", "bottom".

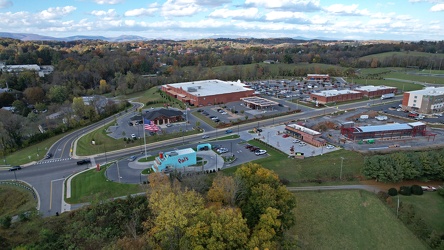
[{"left": 340, "top": 157, "right": 344, "bottom": 180}]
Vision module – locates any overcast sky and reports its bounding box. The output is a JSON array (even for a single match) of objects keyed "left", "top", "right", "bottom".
[{"left": 1, "top": 0, "right": 443, "bottom": 41}]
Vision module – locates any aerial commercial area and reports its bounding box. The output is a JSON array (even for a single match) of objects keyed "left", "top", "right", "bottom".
[{"left": 1, "top": 37, "right": 444, "bottom": 249}]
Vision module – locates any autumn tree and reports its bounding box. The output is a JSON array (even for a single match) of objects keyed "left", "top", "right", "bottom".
[
  {"left": 71, "top": 97, "right": 86, "bottom": 119},
  {"left": 23, "top": 86, "right": 45, "bottom": 104},
  {"left": 234, "top": 163, "right": 296, "bottom": 234}
]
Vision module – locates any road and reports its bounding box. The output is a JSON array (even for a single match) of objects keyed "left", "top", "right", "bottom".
[
  {"left": 0, "top": 97, "right": 395, "bottom": 216},
  {"left": 287, "top": 185, "right": 382, "bottom": 193}
]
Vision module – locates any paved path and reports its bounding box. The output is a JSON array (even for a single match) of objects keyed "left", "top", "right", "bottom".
[{"left": 287, "top": 185, "right": 382, "bottom": 193}]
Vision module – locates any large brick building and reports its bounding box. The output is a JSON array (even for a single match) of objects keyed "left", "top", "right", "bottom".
[
  {"left": 354, "top": 85, "right": 397, "bottom": 98},
  {"left": 401, "top": 87, "right": 444, "bottom": 114},
  {"left": 310, "top": 90, "right": 364, "bottom": 104},
  {"left": 306, "top": 74, "right": 330, "bottom": 82},
  {"left": 161, "top": 79, "right": 254, "bottom": 106}
]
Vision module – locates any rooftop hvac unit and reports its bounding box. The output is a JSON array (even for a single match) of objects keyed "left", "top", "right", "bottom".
[{"left": 187, "top": 87, "right": 197, "bottom": 92}]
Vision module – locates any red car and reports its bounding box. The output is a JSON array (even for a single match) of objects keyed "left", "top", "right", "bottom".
[{"left": 282, "top": 134, "right": 289, "bottom": 138}]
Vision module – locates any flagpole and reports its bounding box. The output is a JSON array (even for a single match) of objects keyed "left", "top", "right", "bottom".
[{"left": 143, "top": 118, "right": 147, "bottom": 159}]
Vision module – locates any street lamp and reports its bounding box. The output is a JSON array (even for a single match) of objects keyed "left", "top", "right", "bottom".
[{"left": 340, "top": 157, "right": 344, "bottom": 180}]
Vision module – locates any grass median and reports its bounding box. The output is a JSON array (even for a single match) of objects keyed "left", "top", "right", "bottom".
[
  {"left": 3, "top": 133, "right": 67, "bottom": 166},
  {"left": 76, "top": 123, "right": 201, "bottom": 156},
  {"left": 65, "top": 165, "right": 145, "bottom": 204}
]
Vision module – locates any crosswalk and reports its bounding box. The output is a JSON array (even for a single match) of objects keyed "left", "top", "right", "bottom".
[{"left": 35, "top": 158, "right": 72, "bottom": 165}]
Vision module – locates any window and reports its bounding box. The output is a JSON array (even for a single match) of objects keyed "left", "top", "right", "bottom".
[
  {"left": 413, "top": 100, "right": 416, "bottom": 102},
  {"left": 414, "top": 96, "right": 417, "bottom": 98}
]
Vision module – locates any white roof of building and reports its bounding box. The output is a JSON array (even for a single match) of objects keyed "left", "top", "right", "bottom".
[
  {"left": 165, "top": 148, "right": 195, "bottom": 156},
  {"left": 354, "top": 85, "right": 397, "bottom": 92},
  {"left": 313, "top": 89, "right": 360, "bottom": 97},
  {"left": 408, "top": 87, "right": 444, "bottom": 96},
  {"left": 164, "top": 79, "right": 251, "bottom": 97},
  {"left": 307, "top": 74, "right": 329, "bottom": 77},
  {"left": 287, "top": 123, "right": 321, "bottom": 135}
]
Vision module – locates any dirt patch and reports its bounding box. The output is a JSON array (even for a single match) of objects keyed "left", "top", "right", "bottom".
[
  {"left": 311, "top": 121, "right": 338, "bottom": 131},
  {"left": 360, "top": 179, "right": 443, "bottom": 192},
  {"left": 347, "top": 110, "right": 379, "bottom": 121}
]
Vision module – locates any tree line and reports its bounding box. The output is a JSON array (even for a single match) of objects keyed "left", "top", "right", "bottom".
[{"left": 362, "top": 149, "right": 444, "bottom": 182}]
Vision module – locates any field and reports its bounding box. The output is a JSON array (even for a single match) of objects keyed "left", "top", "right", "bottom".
[
  {"left": 291, "top": 190, "right": 427, "bottom": 250},
  {"left": 119, "top": 87, "right": 185, "bottom": 109},
  {"left": 66, "top": 165, "right": 145, "bottom": 204},
  {"left": 399, "top": 191, "right": 444, "bottom": 234},
  {"left": 223, "top": 140, "right": 364, "bottom": 186},
  {"left": 0, "top": 184, "right": 37, "bottom": 217},
  {"left": 360, "top": 51, "right": 444, "bottom": 61}
]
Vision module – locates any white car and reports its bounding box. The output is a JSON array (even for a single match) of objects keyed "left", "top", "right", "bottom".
[
  {"left": 127, "top": 155, "right": 137, "bottom": 162},
  {"left": 217, "top": 148, "right": 229, "bottom": 153},
  {"left": 421, "top": 186, "right": 437, "bottom": 191},
  {"left": 299, "top": 142, "right": 307, "bottom": 146},
  {"left": 131, "top": 134, "right": 137, "bottom": 139},
  {"left": 255, "top": 149, "right": 267, "bottom": 156},
  {"left": 293, "top": 139, "right": 300, "bottom": 143},
  {"left": 326, "top": 145, "right": 335, "bottom": 149},
  {"left": 202, "top": 135, "right": 209, "bottom": 139}
]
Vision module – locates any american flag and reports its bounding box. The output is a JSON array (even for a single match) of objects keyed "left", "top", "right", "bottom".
[{"left": 144, "top": 118, "right": 160, "bottom": 131}]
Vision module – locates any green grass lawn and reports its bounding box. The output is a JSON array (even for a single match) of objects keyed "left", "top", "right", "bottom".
[
  {"left": 223, "top": 140, "right": 364, "bottom": 185},
  {"left": 384, "top": 71, "right": 444, "bottom": 85},
  {"left": 353, "top": 78, "right": 424, "bottom": 92},
  {"left": 137, "top": 155, "right": 156, "bottom": 162},
  {"left": 66, "top": 166, "right": 145, "bottom": 204},
  {"left": 0, "top": 184, "right": 37, "bottom": 217},
  {"left": 3, "top": 133, "right": 67, "bottom": 166},
  {"left": 398, "top": 191, "right": 444, "bottom": 234},
  {"left": 359, "top": 51, "right": 444, "bottom": 61},
  {"left": 76, "top": 122, "right": 200, "bottom": 156},
  {"left": 291, "top": 190, "right": 427, "bottom": 250},
  {"left": 119, "top": 87, "right": 185, "bottom": 109}
]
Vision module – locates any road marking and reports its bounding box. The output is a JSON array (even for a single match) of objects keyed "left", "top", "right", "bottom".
[{"left": 49, "top": 178, "right": 65, "bottom": 210}]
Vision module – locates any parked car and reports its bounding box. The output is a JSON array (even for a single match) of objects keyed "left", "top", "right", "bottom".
[
  {"left": 421, "top": 186, "right": 437, "bottom": 191},
  {"left": 77, "top": 159, "right": 91, "bottom": 165},
  {"left": 44, "top": 152, "right": 53, "bottom": 159},
  {"left": 292, "top": 139, "right": 300, "bottom": 143},
  {"left": 131, "top": 134, "right": 137, "bottom": 139},
  {"left": 326, "top": 145, "right": 335, "bottom": 149},
  {"left": 213, "top": 119, "right": 220, "bottom": 122},
  {"left": 217, "top": 148, "right": 229, "bottom": 154},
  {"left": 166, "top": 123, "right": 173, "bottom": 127},
  {"left": 245, "top": 145, "right": 253, "bottom": 149},
  {"left": 202, "top": 135, "right": 210, "bottom": 139},
  {"left": 225, "top": 129, "right": 233, "bottom": 134},
  {"left": 256, "top": 128, "right": 263, "bottom": 132},
  {"left": 282, "top": 134, "right": 289, "bottom": 138},
  {"left": 255, "top": 149, "right": 267, "bottom": 156},
  {"left": 299, "top": 142, "right": 307, "bottom": 146},
  {"left": 9, "top": 166, "right": 22, "bottom": 171},
  {"left": 250, "top": 147, "right": 260, "bottom": 152}
]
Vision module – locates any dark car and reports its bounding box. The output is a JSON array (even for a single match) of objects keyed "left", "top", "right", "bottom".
[
  {"left": 225, "top": 129, "right": 233, "bottom": 134},
  {"left": 77, "top": 159, "right": 91, "bottom": 165},
  {"left": 9, "top": 166, "right": 22, "bottom": 171},
  {"left": 44, "top": 152, "right": 53, "bottom": 160}
]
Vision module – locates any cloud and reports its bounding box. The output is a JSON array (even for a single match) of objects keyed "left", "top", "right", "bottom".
[
  {"left": 194, "top": 0, "right": 232, "bottom": 7},
  {"left": 430, "top": 3, "right": 444, "bottom": 11},
  {"left": 162, "top": 0, "right": 206, "bottom": 17},
  {"left": 90, "top": 9, "right": 118, "bottom": 20},
  {"left": 38, "top": 6, "right": 76, "bottom": 20},
  {"left": 324, "top": 4, "right": 369, "bottom": 16},
  {"left": 264, "top": 11, "right": 310, "bottom": 24},
  {"left": 94, "top": 0, "right": 125, "bottom": 4},
  {"left": 209, "top": 7, "right": 259, "bottom": 20},
  {"left": 125, "top": 3, "right": 159, "bottom": 17},
  {"left": 0, "top": 0, "right": 12, "bottom": 9},
  {"left": 244, "top": 0, "right": 321, "bottom": 12},
  {"left": 409, "top": 0, "right": 443, "bottom": 3}
]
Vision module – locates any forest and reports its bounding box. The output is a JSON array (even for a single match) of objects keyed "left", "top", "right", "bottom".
[
  {"left": 0, "top": 163, "right": 297, "bottom": 250},
  {"left": 0, "top": 37, "right": 443, "bottom": 155}
]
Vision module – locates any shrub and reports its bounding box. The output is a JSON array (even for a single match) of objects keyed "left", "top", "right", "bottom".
[
  {"left": 280, "top": 178, "right": 290, "bottom": 186},
  {"left": 0, "top": 216, "right": 12, "bottom": 229},
  {"left": 438, "top": 187, "right": 444, "bottom": 197},
  {"left": 388, "top": 188, "right": 398, "bottom": 196},
  {"left": 399, "top": 186, "right": 412, "bottom": 196},
  {"left": 411, "top": 185, "right": 424, "bottom": 195}
]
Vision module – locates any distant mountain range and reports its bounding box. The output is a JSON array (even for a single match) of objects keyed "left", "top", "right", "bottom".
[
  {"left": 0, "top": 32, "right": 147, "bottom": 42},
  {"left": 0, "top": 32, "right": 338, "bottom": 42}
]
